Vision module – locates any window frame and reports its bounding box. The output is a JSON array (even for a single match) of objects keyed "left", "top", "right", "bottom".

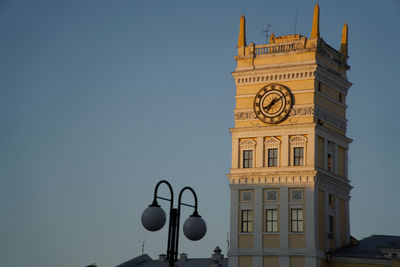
[
  {"left": 268, "top": 148, "right": 278, "bottom": 167},
  {"left": 266, "top": 208, "right": 278, "bottom": 233},
  {"left": 241, "top": 209, "right": 253, "bottom": 233},
  {"left": 290, "top": 136, "right": 307, "bottom": 167},
  {"left": 264, "top": 137, "right": 280, "bottom": 167},
  {"left": 294, "top": 147, "right": 304, "bottom": 166},
  {"left": 239, "top": 139, "right": 256, "bottom": 168},
  {"left": 290, "top": 208, "right": 304, "bottom": 233},
  {"left": 242, "top": 150, "right": 253, "bottom": 168}
]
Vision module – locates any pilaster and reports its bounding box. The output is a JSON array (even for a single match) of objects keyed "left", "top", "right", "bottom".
[
  {"left": 256, "top": 137, "right": 264, "bottom": 167},
  {"left": 281, "top": 135, "right": 289, "bottom": 166},
  {"left": 279, "top": 187, "right": 289, "bottom": 249},
  {"left": 232, "top": 138, "right": 239, "bottom": 169}
]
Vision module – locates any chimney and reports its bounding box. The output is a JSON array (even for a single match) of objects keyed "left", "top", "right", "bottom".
[
  {"left": 179, "top": 253, "right": 188, "bottom": 261},
  {"left": 158, "top": 254, "right": 167, "bottom": 262},
  {"left": 211, "top": 246, "right": 224, "bottom": 266}
]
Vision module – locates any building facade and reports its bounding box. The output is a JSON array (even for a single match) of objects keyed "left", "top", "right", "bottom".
[{"left": 228, "top": 5, "right": 353, "bottom": 267}]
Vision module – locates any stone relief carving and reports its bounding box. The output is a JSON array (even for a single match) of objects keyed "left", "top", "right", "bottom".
[{"left": 234, "top": 105, "right": 347, "bottom": 130}]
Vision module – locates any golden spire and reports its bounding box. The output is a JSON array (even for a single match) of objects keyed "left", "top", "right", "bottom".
[
  {"left": 237, "top": 14, "right": 246, "bottom": 48},
  {"left": 311, "top": 3, "right": 320, "bottom": 38},
  {"left": 340, "top": 23, "right": 348, "bottom": 56}
]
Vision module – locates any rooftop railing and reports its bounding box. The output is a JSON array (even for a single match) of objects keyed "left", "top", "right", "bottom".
[{"left": 254, "top": 40, "right": 307, "bottom": 55}]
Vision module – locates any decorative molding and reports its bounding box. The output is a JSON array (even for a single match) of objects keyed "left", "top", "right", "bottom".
[
  {"left": 239, "top": 139, "right": 256, "bottom": 150},
  {"left": 264, "top": 137, "right": 280, "bottom": 148},
  {"left": 315, "top": 65, "right": 352, "bottom": 94},
  {"left": 229, "top": 175, "right": 316, "bottom": 185},
  {"left": 233, "top": 66, "right": 317, "bottom": 86},
  {"left": 234, "top": 104, "right": 347, "bottom": 131},
  {"left": 315, "top": 173, "right": 352, "bottom": 200},
  {"left": 327, "top": 142, "right": 335, "bottom": 153},
  {"left": 290, "top": 136, "right": 307, "bottom": 147}
]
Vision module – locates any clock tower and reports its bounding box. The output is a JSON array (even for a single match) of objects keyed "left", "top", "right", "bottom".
[{"left": 228, "top": 4, "right": 352, "bottom": 267}]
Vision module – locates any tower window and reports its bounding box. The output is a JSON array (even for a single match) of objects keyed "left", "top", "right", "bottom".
[
  {"left": 329, "top": 194, "right": 335, "bottom": 208},
  {"left": 328, "top": 215, "right": 334, "bottom": 239},
  {"left": 243, "top": 150, "right": 253, "bottom": 168},
  {"left": 241, "top": 210, "right": 253, "bottom": 232},
  {"left": 294, "top": 147, "right": 304, "bottom": 166},
  {"left": 339, "top": 93, "right": 344, "bottom": 103},
  {"left": 291, "top": 209, "right": 304, "bottom": 232},
  {"left": 266, "top": 209, "right": 278, "bottom": 232},
  {"left": 268, "top": 148, "right": 278, "bottom": 167}
]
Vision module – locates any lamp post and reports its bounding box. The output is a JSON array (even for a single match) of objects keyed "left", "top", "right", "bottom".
[{"left": 141, "top": 180, "right": 207, "bottom": 267}]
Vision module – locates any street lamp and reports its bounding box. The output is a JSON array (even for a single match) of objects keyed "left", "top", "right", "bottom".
[{"left": 141, "top": 180, "right": 207, "bottom": 267}]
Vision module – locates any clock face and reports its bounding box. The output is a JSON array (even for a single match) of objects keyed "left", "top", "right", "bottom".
[{"left": 253, "top": 84, "right": 293, "bottom": 124}]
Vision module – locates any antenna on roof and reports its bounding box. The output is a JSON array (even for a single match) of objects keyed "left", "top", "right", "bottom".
[
  {"left": 263, "top": 24, "right": 272, "bottom": 43},
  {"left": 226, "top": 232, "right": 230, "bottom": 253},
  {"left": 141, "top": 240, "right": 145, "bottom": 254},
  {"left": 294, "top": 11, "right": 298, "bottom": 34}
]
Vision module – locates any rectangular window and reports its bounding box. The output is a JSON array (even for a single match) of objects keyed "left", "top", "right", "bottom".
[
  {"left": 294, "top": 147, "right": 304, "bottom": 166},
  {"left": 290, "top": 189, "right": 303, "bottom": 201},
  {"left": 241, "top": 191, "right": 252, "bottom": 202},
  {"left": 266, "top": 209, "right": 278, "bottom": 232},
  {"left": 291, "top": 209, "right": 304, "bottom": 232},
  {"left": 268, "top": 148, "right": 278, "bottom": 167},
  {"left": 266, "top": 190, "right": 277, "bottom": 201},
  {"left": 243, "top": 150, "right": 253, "bottom": 168},
  {"left": 241, "top": 210, "right": 253, "bottom": 232},
  {"left": 328, "top": 194, "right": 335, "bottom": 207}
]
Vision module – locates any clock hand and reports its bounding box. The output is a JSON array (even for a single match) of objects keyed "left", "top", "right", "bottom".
[{"left": 264, "top": 97, "right": 281, "bottom": 111}]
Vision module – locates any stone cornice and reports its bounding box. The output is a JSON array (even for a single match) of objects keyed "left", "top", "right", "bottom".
[
  {"left": 315, "top": 64, "right": 352, "bottom": 94},
  {"left": 232, "top": 64, "right": 317, "bottom": 86},
  {"left": 227, "top": 171, "right": 317, "bottom": 186},
  {"left": 316, "top": 171, "right": 352, "bottom": 200},
  {"left": 315, "top": 124, "right": 353, "bottom": 146}
]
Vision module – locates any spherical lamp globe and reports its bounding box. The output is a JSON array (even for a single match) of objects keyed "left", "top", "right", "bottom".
[
  {"left": 183, "top": 214, "right": 207, "bottom": 241},
  {"left": 141, "top": 205, "right": 166, "bottom": 231}
]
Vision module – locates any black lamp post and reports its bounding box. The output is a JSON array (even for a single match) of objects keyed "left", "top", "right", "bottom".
[{"left": 141, "top": 180, "right": 207, "bottom": 267}]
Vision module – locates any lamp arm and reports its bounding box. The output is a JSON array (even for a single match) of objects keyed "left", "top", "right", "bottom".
[
  {"left": 152, "top": 180, "right": 174, "bottom": 211},
  {"left": 177, "top": 186, "right": 198, "bottom": 216}
]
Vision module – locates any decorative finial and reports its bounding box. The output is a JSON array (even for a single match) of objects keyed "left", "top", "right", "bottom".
[
  {"left": 269, "top": 33, "right": 275, "bottom": 44},
  {"left": 237, "top": 14, "right": 246, "bottom": 48},
  {"left": 311, "top": 3, "right": 320, "bottom": 38},
  {"left": 340, "top": 23, "right": 348, "bottom": 56}
]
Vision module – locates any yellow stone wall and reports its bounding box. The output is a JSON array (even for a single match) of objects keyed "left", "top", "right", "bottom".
[
  {"left": 317, "top": 136, "right": 325, "bottom": 168},
  {"left": 337, "top": 146, "right": 346, "bottom": 177},
  {"left": 263, "top": 256, "right": 279, "bottom": 267},
  {"left": 238, "top": 234, "right": 254, "bottom": 248},
  {"left": 338, "top": 198, "right": 346, "bottom": 247},
  {"left": 289, "top": 234, "right": 306, "bottom": 248},
  {"left": 318, "top": 190, "right": 326, "bottom": 250},
  {"left": 290, "top": 256, "right": 305, "bottom": 267},
  {"left": 263, "top": 234, "right": 280, "bottom": 248},
  {"left": 238, "top": 256, "right": 253, "bottom": 267}
]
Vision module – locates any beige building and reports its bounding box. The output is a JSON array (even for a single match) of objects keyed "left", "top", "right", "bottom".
[{"left": 227, "top": 4, "right": 400, "bottom": 267}]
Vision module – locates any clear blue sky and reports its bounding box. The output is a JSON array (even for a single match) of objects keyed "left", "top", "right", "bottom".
[{"left": 1, "top": 1, "right": 399, "bottom": 266}]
